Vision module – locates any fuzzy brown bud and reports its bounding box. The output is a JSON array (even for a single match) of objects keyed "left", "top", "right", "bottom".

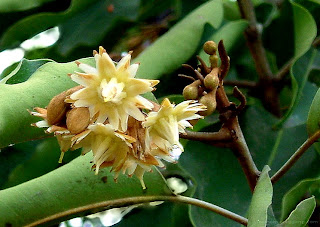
[
  {"left": 199, "top": 90, "right": 217, "bottom": 116},
  {"left": 66, "top": 107, "right": 90, "bottom": 134},
  {"left": 183, "top": 80, "right": 201, "bottom": 100},
  {"left": 47, "top": 91, "right": 69, "bottom": 125},
  {"left": 203, "top": 41, "right": 217, "bottom": 55},
  {"left": 204, "top": 68, "right": 219, "bottom": 90}
]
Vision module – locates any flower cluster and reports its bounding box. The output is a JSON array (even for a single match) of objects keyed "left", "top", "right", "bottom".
[{"left": 31, "top": 47, "right": 206, "bottom": 188}]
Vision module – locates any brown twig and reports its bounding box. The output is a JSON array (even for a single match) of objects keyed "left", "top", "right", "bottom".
[
  {"left": 180, "top": 128, "right": 233, "bottom": 142},
  {"left": 26, "top": 195, "right": 248, "bottom": 227},
  {"left": 271, "top": 130, "right": 320, "bottom": 184},
  {"left": 217, "top": 41, "right": 260, "bottom": 191},
  {"left": 237, "top": 0, "right": 273, "bottom": 80},
  {"left": 223, "top": 80, "right": 257, "bottom": 89}
]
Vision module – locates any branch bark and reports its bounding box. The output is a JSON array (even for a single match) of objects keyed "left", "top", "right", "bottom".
[
  {"left": 27, "top": 195, "right": 248, "bottom": 227},
  {"left": 271, "top": 130, "right": 320, "bottom": 184},
  {"left": 237, "top": 0, "right": 273, "bottom": 80}
]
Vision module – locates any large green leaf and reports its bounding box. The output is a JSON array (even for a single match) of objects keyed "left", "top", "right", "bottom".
[
  {"left": 0, "top": 153, "right": 171, "bottom": 226},
  {"left": 179, "top": 105, "right": 279, "bottom": 227},
  {"left": 134, "top": 0, "right": 223, "bottom": 79},
  {"left": 180, "top": 102, "right": 320, "bottom": 226},
  {"left": 280, "top": 177, "right": 320, "bottom": 222},
  {"left": 283, "top": 82, "right": 318, "bottom": 128},
  {"left": 0, "top": 0, "right": 55, "bottom": 12},
  {"left": 279, "top": 197, "right": 316, "bottom": 227},
  {"left": 0, "top": 58, "right": 95, "bottom": 148},
  {"left": 275, "top": 0, "right": 317, "bottom": 128},
  {"left": 0, "top": 58, "right": 51, "bottom": 84},
  {"left": 56, "top": 0, "right": 139, "bottom": 55},
  {"left": 115, "top": 163, "right": 196, "bottom": 227},
  {"left": 2, "top": 137, "right": 81, "bottom": 189},
  {"left": 247, "top": 166, "right": 273, "bottom": 227},
  {"left": 268, "top": 124, "right": 320, "bottom": 218},
  {"left": 0, "top": 0, "right": 138, "bottom": 51},
  {"left": 307, "top": 88, "right": 320, "bottom": 136}
]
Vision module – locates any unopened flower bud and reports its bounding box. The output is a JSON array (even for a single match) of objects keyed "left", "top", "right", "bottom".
[
  {"left": 183, "top": 80, "right": 201, "bottom": 100},
  {"left": 203, "top": 41, "right": 217, "bottom": 55},
  {"left": 66, "top": 107, "right": 90, "bottom": 134},
  {"left": 204, "top": 68, "right": 219, "bottom": 90},
  {"left": 47, "top": 91, "right": 69, "bottom": 125},
  {"left": 199, "top": 90, "right": 217, "bottom": 116}
]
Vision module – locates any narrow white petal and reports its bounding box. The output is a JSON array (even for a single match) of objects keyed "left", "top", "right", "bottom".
[
  {"left": 78, "top": 63, "right": 98, "bottom": 75},
  {"left": 128, "top": 63, "right": 139, "bottom": 78}
]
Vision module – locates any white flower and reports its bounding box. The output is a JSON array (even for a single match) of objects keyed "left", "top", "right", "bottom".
[
  {"left": 68, "top": 47, "right": 159, "bottom": 131},
  {"left": 87, "top": 123, "right": 160, "bottom": 189},
  {"left": 143, "top": 98, "right": 206, "bottom": 152}
]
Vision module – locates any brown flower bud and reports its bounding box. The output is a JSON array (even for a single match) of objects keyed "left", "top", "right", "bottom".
[
  {"left": 204, "top": 68, "right": 219, "bottom": 90},
  {"left": 199, "top": 90, "right": 217, "bottom": 116},
  {"left": 47, "top": 91, "right": 69, "bottom": 125},
  {"left": 203, "top": 41, "right": 217, "bottom": 55},
  {"left": 66, "top": 107, "right": 90, "bottom": 134},
  {"left": 183, "top": 80, "right": 201, "bottom": 100}
]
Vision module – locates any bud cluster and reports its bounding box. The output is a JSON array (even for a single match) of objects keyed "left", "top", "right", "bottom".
[{"left": 183, "top": 41, "right": 220, "bottom": 116}]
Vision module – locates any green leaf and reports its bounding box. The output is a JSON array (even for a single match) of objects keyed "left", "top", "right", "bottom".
[
  {"left": 134, "top": 0, "right": 223, "bottom": 79},
  {"left": 247, "top": 166, "right": 273, "bottom": 227},
  {"left": 307, "top": 88, "right": 320, "bottom": 137},
  {"left": 56, "top": 0, "right": 139, "bottom": 55},
  {"left": 268, "top": 124, "right": 320, "bottom": 218},
  {"left": 284, "top": 81, "right": 318, "bottom": 128},
  {"left": 275, "top": 0, "right": 317, "bottom": 128},
  {"left": 0, "top": 0, "right": 138, "bottom": 51},
  {"left": 0, "top": 0, "right": 55, "bottom": 12},
  {"left": 279, "top": 197, "right": 316, "bottom": 227},
  {"left": 115, "top": 163, "right": 196, "bottom": 227},
  {"left": 2, "top": 137, "right": 81, "bottom": 189},
  {"left": 280, "top": 177, "right": 320, "bottom": 222},
  {"left": 0, "top": 57, "right": 95, "bottom": 148},
  {"left": 0, "top": 58, "right": 51, "bottom": 84},
  {"left": 0, "top": 153, "right": 171, "bottom": 226},
  {"left": 180, "top": 140, "right": 252, "bottom": 227}
]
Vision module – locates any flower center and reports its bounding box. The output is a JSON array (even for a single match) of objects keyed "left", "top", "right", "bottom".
[{"left": 100, "top": 78, "right": 126, "bottom": 104}]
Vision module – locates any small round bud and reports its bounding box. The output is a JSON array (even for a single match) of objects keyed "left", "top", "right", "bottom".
[
  {"left": 199, "top": 91, "right": 217, "bottom": 116},
  {"left": 183, "top": 84, "right": 199, "bottom": 100},
  {"left": 204, "top": 68, "right": 219, "bottom": 90},
  {"left": 47, "top": 91, "right": 68, "bottom": 125},
  {"left": 209, "top": 55, "right": 219, "bottom": 68},
  {"left": 203, "top": 41, "right": 217, "bottom": 55},
  {"left": 66, "top": 107, "right": 90, "bottom": 134}
]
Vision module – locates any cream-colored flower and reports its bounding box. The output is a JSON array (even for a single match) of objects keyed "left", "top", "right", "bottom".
[
  {"left": 143, "top": 98, "right": 206, "bottom": 152},
  {"left": 68, "top": 47, "right": 159, "bottom": 131},
  {"left": 88, "top": 123, "right": 161, "bottom": 189}
]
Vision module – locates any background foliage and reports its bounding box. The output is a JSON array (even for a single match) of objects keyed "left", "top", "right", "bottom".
[{"left": 0, "top": 0, "right": 319, "bottom": 226}]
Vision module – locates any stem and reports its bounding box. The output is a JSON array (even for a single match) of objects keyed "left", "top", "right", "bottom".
[
  {"left": 216, "top": 82, "right": 260, "bottom": 192},
  {"left": 271, "top": 130, "right": 320, "bottom": 184},
  {"left": 223, "top": 80, "right": 257, "bottom": 89},
  {"left": 237, "top": 0, "right": 273, "bottom": 80},
  {"left": 229, "top": 117, "right": 260, "bottom": 191},
  {"left": 180, "top": 128, "right": 233, "bottom": 142},
  {"left": 26, "top": 195, "right": 248, "bottom": 227}
]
